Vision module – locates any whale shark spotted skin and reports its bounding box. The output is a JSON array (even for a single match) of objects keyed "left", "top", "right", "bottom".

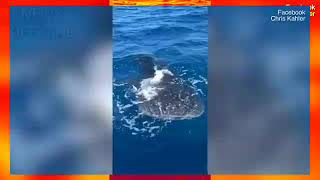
[{"left": 135, "top": 56, "right": 204, "bottom": 120}]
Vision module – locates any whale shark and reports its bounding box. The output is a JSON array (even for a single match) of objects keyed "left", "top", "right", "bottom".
[{"left": 135, "top": 55, "right": 204, "bottom": 120}]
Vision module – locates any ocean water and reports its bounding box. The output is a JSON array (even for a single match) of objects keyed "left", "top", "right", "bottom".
[{"left": 113, "top": 7, "right": 208, "bottom": 174}]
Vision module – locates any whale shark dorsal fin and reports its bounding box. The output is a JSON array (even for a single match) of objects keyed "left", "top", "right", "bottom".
[{"left": 136, "top": 55, "right": 157, "bottom": 77}]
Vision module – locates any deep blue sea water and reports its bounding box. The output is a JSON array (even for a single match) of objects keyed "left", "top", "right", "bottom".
[{"left": 113, "top": 7, "right": 208, "bottom": 174}]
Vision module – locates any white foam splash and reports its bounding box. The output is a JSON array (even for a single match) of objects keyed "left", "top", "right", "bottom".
[{"left": 137, "top": 68, "right": 173, "bottom": 101}]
